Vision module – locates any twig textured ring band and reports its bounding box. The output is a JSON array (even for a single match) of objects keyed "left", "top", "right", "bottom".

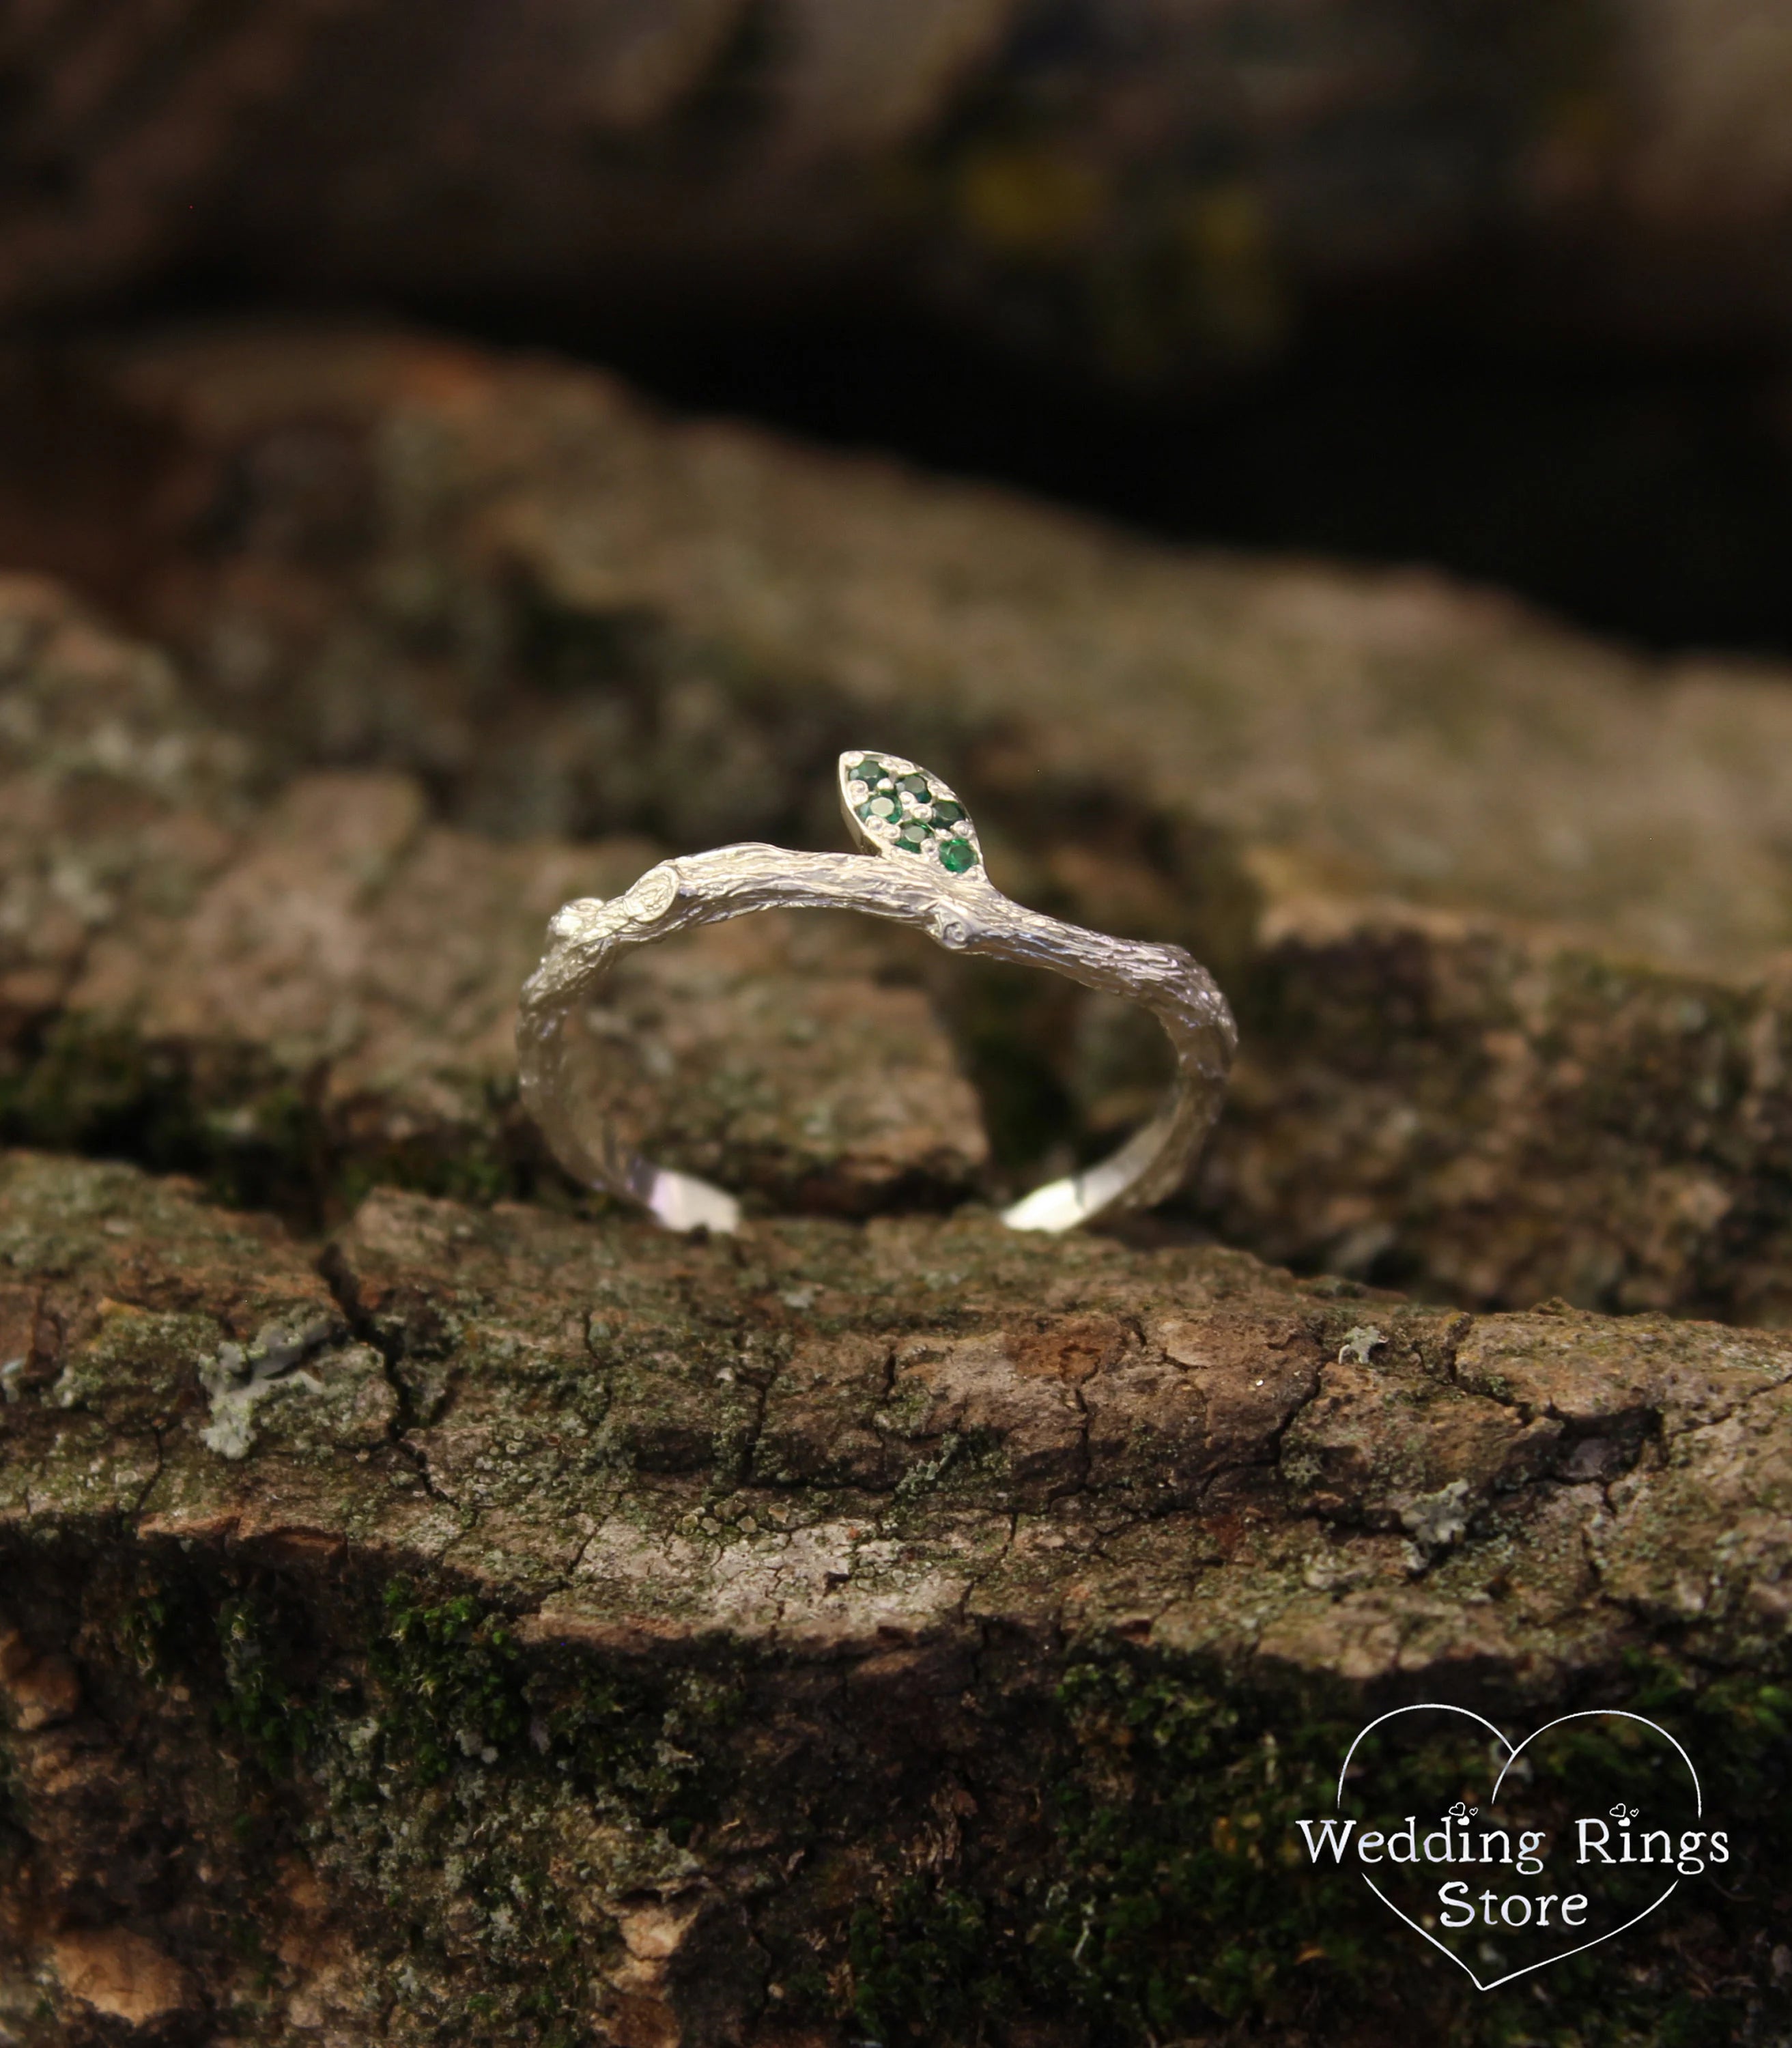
[{"left": 517, "top": 752, "right": 1237, "bottom": 1234}]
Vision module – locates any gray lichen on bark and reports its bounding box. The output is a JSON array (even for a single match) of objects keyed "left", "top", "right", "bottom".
[
  {"left": 1, "top": 325, "right": 1791, "bottom": 2044},
  {"left": 1, "top": 1151, "right": 1789, "bottom": 2043}
]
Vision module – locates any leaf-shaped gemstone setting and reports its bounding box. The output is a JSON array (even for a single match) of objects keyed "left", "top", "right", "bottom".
[{"left": 839, "top": 752, "right": 981, "bottom": 875}]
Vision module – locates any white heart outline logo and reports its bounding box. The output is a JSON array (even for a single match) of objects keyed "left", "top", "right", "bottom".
[{"left": 1335, "top": 1703, "right": 1703, "bottom": 1993}]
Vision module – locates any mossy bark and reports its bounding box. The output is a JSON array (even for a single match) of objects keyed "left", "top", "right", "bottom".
[
  {"left": 9, "top": 335, "right": 1792, "bottom": 1317},
  {"left": 1, "top": 1152, "right": 1788, "bottom": 2045}
]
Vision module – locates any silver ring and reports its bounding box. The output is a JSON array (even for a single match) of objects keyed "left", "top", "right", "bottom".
[{"left": 516, "top": 752, "right": 1236, "bottom": 1233}]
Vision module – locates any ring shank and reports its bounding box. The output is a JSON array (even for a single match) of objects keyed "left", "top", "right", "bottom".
[{"left": 517, "top": 844, "right": 1236, "bottom": 1233}]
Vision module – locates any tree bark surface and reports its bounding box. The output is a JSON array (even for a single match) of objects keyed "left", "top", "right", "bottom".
[
  {"left": 1, "top": 1150, "right": 1788, "bottom": 2043},
  {"left": 5, "top": 332, "right": 1792, "bottom": 1317}
]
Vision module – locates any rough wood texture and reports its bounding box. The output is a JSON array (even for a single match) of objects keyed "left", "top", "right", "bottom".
[
  {"left": 0, "top": 575, "right": 987, "bottom": 1224},
  {"left": 7, "top": 334, "right": 1792, "bottom": 1315},
  {"left": 3, "top": 341, "right": 1789, "bottom": 2038},
  {"left": 0, "top": 1151, "right": 1787, "bottom": 2045}
]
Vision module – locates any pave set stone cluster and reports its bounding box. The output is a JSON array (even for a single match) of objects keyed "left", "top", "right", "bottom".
[{"left": 842, "top": 753, "right": 982, "bottom": 874}]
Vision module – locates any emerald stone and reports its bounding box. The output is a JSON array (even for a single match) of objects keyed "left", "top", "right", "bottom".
[
  {"left": 849, "top": 756, "right": 886, "bottom": 786},
  {"left": 940, "top": 840, "right": 978, "bottom": 874},
  {"left": 898, "top": 773, "right": 930, "bottom": 798},
  {"left": 898, "top": 822, "right": 929, "bottom": 847},
  {"left": 867, "top": 797, "right": 897, "bottom": 819},
  {"left": 930, "top": 799, "right": 964, "bottom": 825}
]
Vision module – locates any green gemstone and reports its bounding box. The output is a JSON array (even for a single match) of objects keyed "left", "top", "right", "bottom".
[
  {"left": 930, "top": 799, "right": 964, "bottom": 825},
  {"left": 867, "top": 796, "right": 897, "bottom": 819},
  {"left": 940, "top": 840, "right": 978, "bottom": 874},
  {"left": 849, "top": 756, "right": 885, "bottom": 785},
  {"left": 898, "top": 823, "right": 928, "bottom": 847},
  {"left": 898, "top": 773, "right": 930, "bottom": 798}
]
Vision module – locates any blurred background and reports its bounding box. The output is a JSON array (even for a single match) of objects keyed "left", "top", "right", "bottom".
[{"left": 4, "top": 0, "right": 1792, "bottom": 655}]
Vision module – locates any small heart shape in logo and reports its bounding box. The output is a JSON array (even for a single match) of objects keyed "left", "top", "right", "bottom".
[{"left": 1319, "top": 1704, "right": 1708, "bottom": 1991}]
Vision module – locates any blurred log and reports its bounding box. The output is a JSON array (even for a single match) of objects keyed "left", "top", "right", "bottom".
[
  {"left": 6, "top": 329, "right": 1792, "bottom": 1320},
  {"left": 0, "top": 1151, "right": 1787, "bottom": 2043},
  {"left": 4, "top": 1, "right": 1792, "bottom": 371}
]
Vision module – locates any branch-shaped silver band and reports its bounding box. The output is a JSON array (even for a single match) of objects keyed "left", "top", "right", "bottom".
[{"left": 517, "top": 752, "right": 1236, "bottom": 1233}]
